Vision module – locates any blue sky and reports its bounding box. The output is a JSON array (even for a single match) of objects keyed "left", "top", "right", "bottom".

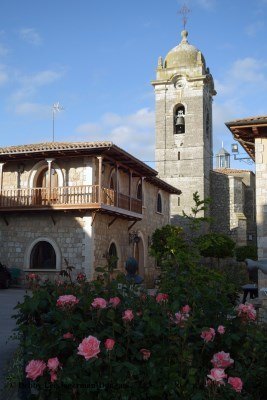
[{"left": 0, "top": 0, "right": 267, "bottom": 171}]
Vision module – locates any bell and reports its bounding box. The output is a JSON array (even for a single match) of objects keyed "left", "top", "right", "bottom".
[{"left": 175, "top": 116, "right": 185, "bottom": 126}]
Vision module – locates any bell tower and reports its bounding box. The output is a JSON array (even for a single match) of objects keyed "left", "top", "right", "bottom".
[{"left": 152, "top": 29, "right": 216, "bottom": 224}]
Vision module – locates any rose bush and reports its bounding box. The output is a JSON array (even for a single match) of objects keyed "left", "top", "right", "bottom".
[
  {"left": 13, "top": 214, "right": 267, "bottom": 399},
  {"left": 14, "top": 269, "right": 267, "bottom": 400}
]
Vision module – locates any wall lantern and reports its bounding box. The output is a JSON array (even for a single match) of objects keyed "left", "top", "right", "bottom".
[{"left": 129, "top": 231, "right": 140, "bottom": 245}]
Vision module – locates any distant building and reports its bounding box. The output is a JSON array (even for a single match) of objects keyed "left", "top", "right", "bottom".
[{"left": 0, "top": 142, "right": 180, "bottom": 285}]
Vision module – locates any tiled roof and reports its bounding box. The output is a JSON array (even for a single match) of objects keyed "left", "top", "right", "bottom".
[
  {"left": 0, "top": 141, "right": 113, "bottom": 155},
  {"left": 225, "top": 116, "right": 267, "bottom": 126},
  {"left": 145, "top": 176, "right": 181, "bottom": 194}
]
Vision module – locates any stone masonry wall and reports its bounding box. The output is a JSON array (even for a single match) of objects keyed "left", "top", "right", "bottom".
[
  {"left": 255, "top": 138, "right": 267, "bottom": 292},
  {"left": 0, "top": 213, "right": 85, "bottom": 273}
]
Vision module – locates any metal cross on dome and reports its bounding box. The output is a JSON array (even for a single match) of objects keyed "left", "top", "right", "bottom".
[{"left": 179, "top": 4, "right": 191, "bottom": 30}]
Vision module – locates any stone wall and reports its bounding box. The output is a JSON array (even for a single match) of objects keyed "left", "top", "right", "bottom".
[
  {"left": 0, "top": 212, "right": 86, "bottom": 272},
  {"left": 93, "top": 180, "right": 171, "bottom": 286},
  {"left": 210, "top": 170, "right": 256, "bottom": 246}
]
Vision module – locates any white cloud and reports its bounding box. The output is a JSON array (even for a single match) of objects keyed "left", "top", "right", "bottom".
[
  {"left": 196, "top": 0, "right": 216, "bottom": 9},
  {"left": 0, "top": 65, "right": 8, "bottom": 85},
  {"left": 10, "top": 69, "right": 64, "bottom": 104},
  {"left": 14, "top": 102, "right": 50, "bottom": 117},
  {"left": 75, "top": 108, "right": 155, "bottom": 162},
  {"left": 215, "top": 57, "right": 267, "bottom": 97},
  {"left": 245, "top": 20, "right": 265, "bottom": 37},
  {"left": 19, "top": 28, "right": 42, "bottom": 46},
  {"left": 0, "top": 43, "right": 8, "bottom": 56}
]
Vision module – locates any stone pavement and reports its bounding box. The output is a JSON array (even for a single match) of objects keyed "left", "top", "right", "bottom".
[{"left": 0, "top": 288, "right": 26, "bottom": 400}]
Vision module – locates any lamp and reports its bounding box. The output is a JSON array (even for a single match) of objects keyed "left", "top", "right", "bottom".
[
  {"left": 129, "top": 231, "right": 140, "bottom": 245},
  {"left": 18, "top": 163, "right": 25, "bottom": 173}
]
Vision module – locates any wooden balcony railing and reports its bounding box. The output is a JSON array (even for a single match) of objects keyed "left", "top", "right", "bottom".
[{"left": 0, "top": 185, "right": 142, "bottom": 215}]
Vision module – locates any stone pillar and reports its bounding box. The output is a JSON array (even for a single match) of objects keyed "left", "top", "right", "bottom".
[
  {"left": 82, "top": 215, "right": 94, "bottom": 279},
  {"left": 45, "top": 158, "right": 54, "bottom": 203},
  {"left": 255, "top": 138, "right": 267, "bottom": 294}
]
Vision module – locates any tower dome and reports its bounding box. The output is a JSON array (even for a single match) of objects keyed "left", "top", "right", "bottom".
[{"left": 164, "top": 30, "right": 206, "bottom": 70}]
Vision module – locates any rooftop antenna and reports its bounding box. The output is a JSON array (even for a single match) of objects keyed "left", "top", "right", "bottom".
[
  {"left": 52, "top": 102, "right": 64, "bottom": 142},
  {"left": 179, "top": 4, "right": 191, "bottom": 30}
]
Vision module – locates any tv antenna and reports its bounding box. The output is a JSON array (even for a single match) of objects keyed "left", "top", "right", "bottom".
[{"left": 52, "top": 102, "right": 64, "bottom": 142}]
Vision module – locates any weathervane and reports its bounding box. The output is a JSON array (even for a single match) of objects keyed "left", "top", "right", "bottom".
[
  {"left": 52, "top": 102, "right": 64, "bottom": 142},
  {"left": 179, "top": 4, "right": 191, "bottom": 30}
]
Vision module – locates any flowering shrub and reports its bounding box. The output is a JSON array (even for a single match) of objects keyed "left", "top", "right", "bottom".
[
  {"left": 14, "top": 272, "right": 267, "bottom": 400},
  {"left": 13, "top": 218, "right": 267, "bottom": 399}
]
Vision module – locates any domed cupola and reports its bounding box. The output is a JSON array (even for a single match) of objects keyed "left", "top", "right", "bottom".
[{"left": 164, "top": 30, "right": 205, "bottom": 70}]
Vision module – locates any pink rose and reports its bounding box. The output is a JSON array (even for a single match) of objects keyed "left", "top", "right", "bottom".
[
  {"left": 207, "top": 368, "right": 227, "bottom": 385},
  {"left": 140, "top": 349, "right": 151, "bottom": 360},
  {"left": 50, "top": 372, "right": 57, "bottom": 382},
  {"left": 25, "top": 360, "right": 46, "bottom": 381},
  {"left": 122, "top": 309, "right": 134, "bottom": 322},
  {"left": 56, "top": 295, "right": 79, "bottom": 308},
  {"left": 47, "top": 357, "right": 60, "bottom": 372},
  {"left": 105, "top": 338, "right": 115, "bottom": 351},
  {"left": 201, "top": 328, "right": 216, "bottom": 343},
  {"left": 109, "top": 297, "right": 121, "bottom": 308},
  {"left": 181, "top": 305, "right": 191, "bottom": 314},
  {"left": 27, "top": 273, "right": 39, "bottom": 281},
  {"left": 63, "top": 332, "right": 74, "bottom": 340},
  {"left": 228, "top": 377, "right": 243, "bottom": 393},
  {"left": 237, "top": 303, "right": 256, "bottom": 321},
  {"left": 156, "top": 293, "right": 169, "bottom": 303},
  {"left": 91, "top": 297, "right": 107, "bottom": 309},
  {"left": 211, "top": 351, "right": 234, "bottom": 369},
  {"left": 77, "top": 335, "right": 101, "bottom": 360},
  {"left": 217, "top": 325, "right": 225, "bottom": 335},
  {"left": 77, "top": 273, "right": 86, "bottom": 282}
]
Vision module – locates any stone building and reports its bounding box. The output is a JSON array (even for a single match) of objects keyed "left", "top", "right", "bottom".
[
  {"left": 0, "top": 142, "right": 180, "bottom": 285},
  {"left": 152, "top": 29, "right": 216, "bottom": 225},
  {"left": 226, "top": 117, "right": 267, "bottom": 294},
  {"left": 152, "top": 28, "right": 256, "bottom": 245},
  {"left": 210, "top": 168, "right": 256, "bottom": 246}
]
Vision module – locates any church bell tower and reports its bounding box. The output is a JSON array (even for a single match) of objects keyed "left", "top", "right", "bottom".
[{"left": 152, "top": 29, "right": 216, "bottom": 223}]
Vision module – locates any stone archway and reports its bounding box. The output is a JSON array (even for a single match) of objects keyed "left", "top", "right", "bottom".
[
  {"left": 134, "top": 236, "right": 145, "bottom": 278},
  {"left": 24, "top": 237, "right": 61, "bottom": 270}
]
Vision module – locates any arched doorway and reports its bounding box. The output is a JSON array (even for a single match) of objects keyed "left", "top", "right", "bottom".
[
  {"left": 35, "top": 167, "right": 58, "bottom": 205},
  {"left": 30, "top": 240, "right": 56, "bottom": 269}
]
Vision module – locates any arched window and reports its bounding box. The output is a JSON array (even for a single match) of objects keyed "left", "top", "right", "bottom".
[
  {"left": 174, "top": 105, "right": 185, "bottom": 134},
  {"left": 157, "top": 193, "right": 162, "bottom": 213},
  {"left": 30, "top": 240, "right": 56, "bottom": 269},
  {"left": 108, "top": 242, "right": 118, "bottom": 268}
]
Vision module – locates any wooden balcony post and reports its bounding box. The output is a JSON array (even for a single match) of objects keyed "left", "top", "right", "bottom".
[
  {"left": 129, "top": 170, "right": 132, "bottom": 211},
  {"left": 97, "top": 156, "right": 102, "bottom": 204},
  {"left": 45, "top": 158, "right": 54, "bottom": 204},
  {"left": 0, "top": 163, "right": 5, "bottom": 193},
  {"left": 116, "top": 163, "right": 119, "bottom": 207}
]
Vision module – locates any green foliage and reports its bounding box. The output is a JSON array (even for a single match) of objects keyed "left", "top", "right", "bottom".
[
  {"left": 197, "top": 233, "right": 235, "bottom": 259},
  {"left": 11, "top": 193, "right": 267, "bottom": 399},
  {"left": 235, "top": 245, "right": 258, "bottom": 262}
]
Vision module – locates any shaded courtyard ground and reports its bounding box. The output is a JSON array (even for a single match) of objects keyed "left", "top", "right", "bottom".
[{"left": 0, "top": 288, "right": 26, "bottom": 400}]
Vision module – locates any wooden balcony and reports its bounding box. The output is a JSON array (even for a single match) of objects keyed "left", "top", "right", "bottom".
[{"left": 0, "top": 185, "right": 142, "bottom": 217}]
